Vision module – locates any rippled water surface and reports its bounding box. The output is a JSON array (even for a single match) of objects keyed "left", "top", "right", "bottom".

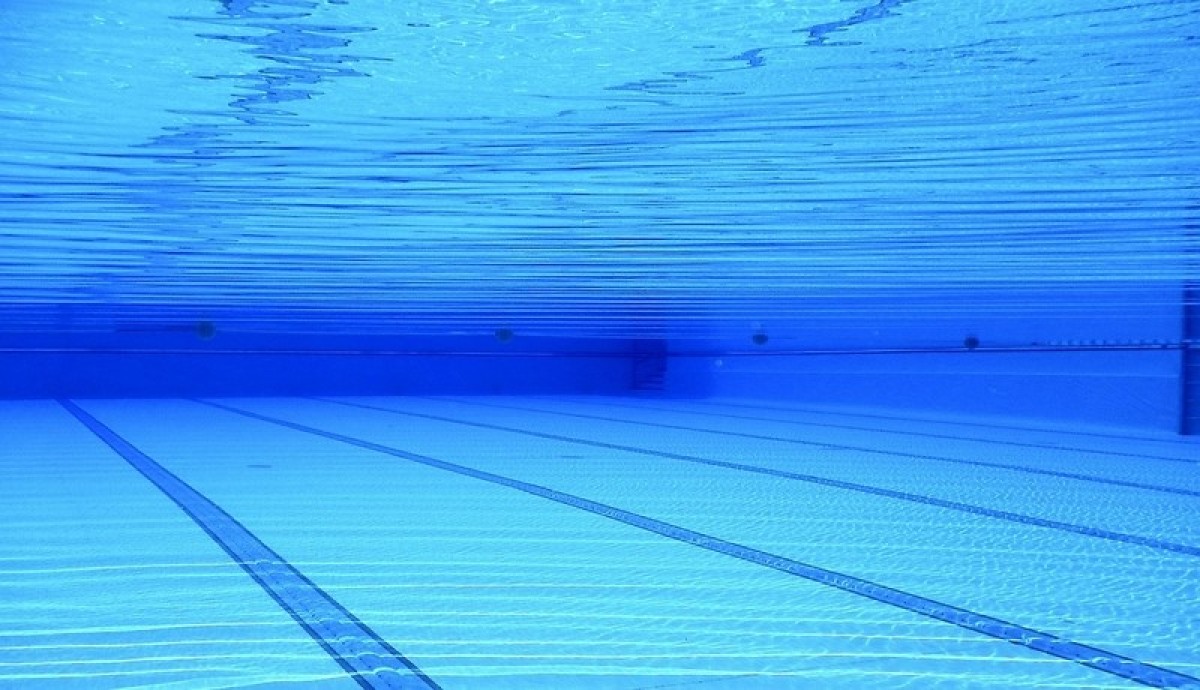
[{"left": 3, "top": 0, "right": 1197, "bottom": 337}]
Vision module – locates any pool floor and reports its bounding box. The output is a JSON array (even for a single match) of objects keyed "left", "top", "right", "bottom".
[{"left": 2, "top": 396, "right": 1198, "bottom": 689}]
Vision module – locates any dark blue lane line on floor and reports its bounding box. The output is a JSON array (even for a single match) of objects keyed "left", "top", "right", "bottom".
[
  {"left": 199, "top": 398, "right": 1200, "bottom": 690},
  {"left": 420, "top": 397, "right": 1199, "bottom": 498},
  {"left": 312, "top": 397, "right": 1200, "bottom": 560},
  {"left": 690, "top": 398, "right": 1200, "bottom": 449},
  {"left": 58, "top": 400, "right": 441, "bottom": 690},
  {"left": 536, "top": 396, "right": 1198, "bottom": 466}
]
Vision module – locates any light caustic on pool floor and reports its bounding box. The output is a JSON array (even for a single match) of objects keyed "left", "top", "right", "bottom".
[{"left": 1, "top": 396, "right": 1198, "bottom": 689}]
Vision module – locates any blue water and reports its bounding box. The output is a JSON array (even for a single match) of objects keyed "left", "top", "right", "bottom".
[
  {"left": 3, "top": 0, "right": 1200, "bottom": 688},
  {"left": 2, "top": 0, "right": 1196, "bottom": 338}
]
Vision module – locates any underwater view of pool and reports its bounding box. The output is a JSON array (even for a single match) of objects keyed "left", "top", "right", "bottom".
[{"left": 2, "top": 0, "right": 1199, "bottom": 687}]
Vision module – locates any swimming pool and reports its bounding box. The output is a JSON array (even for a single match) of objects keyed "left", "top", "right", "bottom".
[
  {"left": 2, "top": 396, "right": 1197, "bottom": 688},
  {"left": 3, "top": 0, "right": 1200, "bottom": 687}
]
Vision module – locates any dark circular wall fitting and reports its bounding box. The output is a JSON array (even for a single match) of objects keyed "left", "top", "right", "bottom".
[{"left": 196, "top": 321, "right": 217, "bottom": 340}]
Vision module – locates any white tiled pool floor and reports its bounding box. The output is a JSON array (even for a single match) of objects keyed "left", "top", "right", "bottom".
[{"left": 2, "top": 396, "right": 1198, "bottom": 689}]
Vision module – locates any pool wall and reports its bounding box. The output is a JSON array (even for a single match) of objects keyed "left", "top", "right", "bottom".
[
  {"left": 4, "top": 279, "right": 1185, "bottom": 431},
  {"left": 665, "top": 282, "right": 1186, "bottom": 431},
  {"left": 0, "top": 332, "right": 634, "bottom": 398}
]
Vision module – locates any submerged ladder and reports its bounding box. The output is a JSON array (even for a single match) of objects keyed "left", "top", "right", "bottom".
[
  {"left": 631, "top": 339, "right": 669, "bottom": 392},
  {"left": 1183, "top": 208, "right": 1199, "bottom": 435}
]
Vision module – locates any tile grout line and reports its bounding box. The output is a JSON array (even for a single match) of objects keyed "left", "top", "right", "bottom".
[
  {"left": 316, "top": 396, "right": 1200, "bottom": 560},
  {"left": 538, "top": 395, "right": 1199, "bottom": 465},
  {"left": 418, "top": 397, "right": 1200, "bottom": 498},
  {"left": 682, "top": 398, "right": 1197, "bottom": 447},
  {"left": 198, "top": 397, "right": 1200, "bottom": 690},
  {"left": 58, "top": 399, "right": 441, "bottom": 690}
]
